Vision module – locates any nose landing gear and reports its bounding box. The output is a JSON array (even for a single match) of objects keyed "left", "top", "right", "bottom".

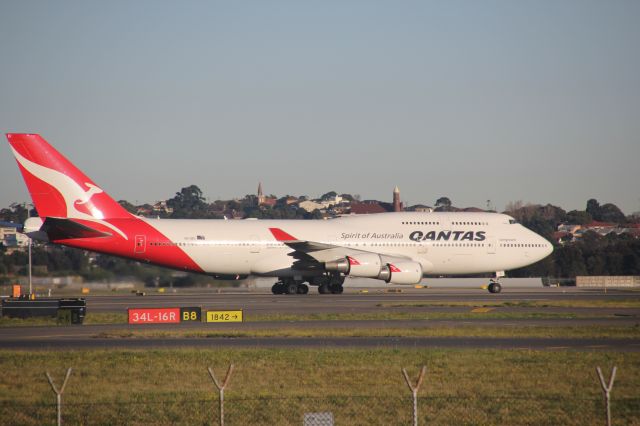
[
  {"left": 487, "top": 281, "right": 502, "bottom": 294},
  {"left": 487, "top": 271, "right": 505, "bottom": 294}
]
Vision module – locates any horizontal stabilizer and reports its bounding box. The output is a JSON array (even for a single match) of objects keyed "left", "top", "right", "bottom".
[{"left": 41, "top": 217, "right": 112, "bottom": 240}]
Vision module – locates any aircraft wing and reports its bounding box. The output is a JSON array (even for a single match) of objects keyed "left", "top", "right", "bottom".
[{"left": 268, "top": 227, "right": 411, "bottom": 270}]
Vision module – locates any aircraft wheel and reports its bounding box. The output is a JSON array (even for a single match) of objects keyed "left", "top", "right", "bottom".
[
  {"left": 286, "top": 282, "right": 299, "bottom": 295},
  {"left": 271, "top": 283, "right": 284, "bottom": 294},
  {"left": 297, "top": 284, "right": 309, "bottom": 294},
  {"left": 318, "top": 284, "right": 330, "bottom": 294},
  {"left": 330, "top": 284, "right": 344, "bottom": 294},
  {"left": 488, "top": 282, "right": 502, "bottom": 294}
]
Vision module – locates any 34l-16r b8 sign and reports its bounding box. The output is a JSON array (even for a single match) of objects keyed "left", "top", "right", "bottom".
[{"left": 128, "top": 307, "right": 201, "bottom": 324}]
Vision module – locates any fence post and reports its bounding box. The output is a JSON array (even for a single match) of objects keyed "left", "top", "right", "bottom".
[
  {"left": 45, "top": 368, "right": 72, "bottom": 426},
  {"left": 402, "top": 366, "right": 426, "bottom": 426},
  {"left": 208, "top": 364, "right": 234, "bottom": 426},
  {"left": 596, "top": 366, "right": 617, "bottom": 426}
]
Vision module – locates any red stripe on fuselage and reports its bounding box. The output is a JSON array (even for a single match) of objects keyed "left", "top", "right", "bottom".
[{"left": 51, "top": 217, "right": 204, "bottom": 273}]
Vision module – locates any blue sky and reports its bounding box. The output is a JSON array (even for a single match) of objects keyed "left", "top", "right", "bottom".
[{"left": 1, "top": 1, "right": 639, "bottom": 213}]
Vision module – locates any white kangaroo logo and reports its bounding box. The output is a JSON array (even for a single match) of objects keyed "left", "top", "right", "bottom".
[
  {"left": 10, "top": 147, "right": 128, "bottom": 240},
  {"left": 75, "top": 182, "right": 103, "bottom": 205}
]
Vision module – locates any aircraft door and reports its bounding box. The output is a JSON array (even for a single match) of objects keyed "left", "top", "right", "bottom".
[
  {"left": 134, "top": 235, "right": 146, "bottom": 254},
  {"left": 249, "top": 234, "right": 260, "bottom": 253},
  {"left": 486, "top": 237, "right": 496, "bottom": 254}
]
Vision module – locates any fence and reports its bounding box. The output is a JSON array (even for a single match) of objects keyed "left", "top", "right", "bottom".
[
  {"left": 1, "top": 366, "right": 637, "bottom": 425},
  {"left": 3, "top": 395, "right": 640, "bottom": 425}
]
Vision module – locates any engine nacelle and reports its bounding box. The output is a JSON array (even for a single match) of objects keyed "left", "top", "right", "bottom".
[
  {"left": 378, "top": 261, "right": 423, "bottom": 285},
  {"left": 325, "top": 253, "right": 382, "bottom": 278}
]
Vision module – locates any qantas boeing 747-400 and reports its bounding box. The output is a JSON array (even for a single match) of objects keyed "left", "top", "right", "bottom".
[{"left": 6, "top": 133, "right": 553, "bottom": 294}]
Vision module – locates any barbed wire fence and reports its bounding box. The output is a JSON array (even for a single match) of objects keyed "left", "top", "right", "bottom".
[{"left": 1, "top": 364, "right": 636, "bottom": 425}]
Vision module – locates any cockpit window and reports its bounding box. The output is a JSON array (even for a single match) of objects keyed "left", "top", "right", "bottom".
[{"left": 509, "top": 219, "right": 518, "bottom": 224}]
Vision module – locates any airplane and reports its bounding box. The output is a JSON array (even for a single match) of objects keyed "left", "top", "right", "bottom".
[{"left": 6, "top": 133, "right": 553, "bottom": 295}]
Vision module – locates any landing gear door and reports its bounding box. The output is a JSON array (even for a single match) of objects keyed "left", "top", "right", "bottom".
[
  {"left": 134, "top": 235, "right": 146, "bottom": 254},
  {"left": 486, "top": 237, "right": 496, "bottom": 254}
]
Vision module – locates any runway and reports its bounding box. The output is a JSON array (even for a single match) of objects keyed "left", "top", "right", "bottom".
[
  {"left": 1, "top": 335, "right": 638, "bottom": 351},
  {"left": 85, "top": 287, "right": 640, "bottom": 316},
  {"left": 1, "top": 287, "right": 638, "bottom": 351}
]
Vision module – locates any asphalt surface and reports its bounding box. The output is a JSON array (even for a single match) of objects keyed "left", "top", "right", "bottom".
[
  {"left": 85, "top": 287, "right": 640, "bottom": 316},
  {"left": 1, "top": 335, "right": 638, "bottom": 351},
  {"left": 1, "top": 287, "right": 638, "bottom": 351}
]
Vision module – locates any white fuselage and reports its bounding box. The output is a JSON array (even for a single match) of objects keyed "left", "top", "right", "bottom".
[{"left": 141, "top": 212, "right": 552, "bottom": 278}]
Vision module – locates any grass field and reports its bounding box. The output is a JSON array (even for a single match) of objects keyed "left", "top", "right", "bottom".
[
  {"left": 1, "top": 294, "right": 639, "bottom": 424},
  {"left": 0, "top": 348, "right": 638, "bottom": 425},
  {"left": 92, "top": 324, "right": 640, "bottom": 339},
  {"left": 378, "top": 299, "right": 640, "bottom": 309}
]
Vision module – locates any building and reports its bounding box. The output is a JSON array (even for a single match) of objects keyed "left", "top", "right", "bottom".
[
  {"left": 257, "top": 183, "right": 277, "bottom": 207},
  {"left": 350, "top": 202, "right": 388, "bottom": 214},
  {"left": 298, "top": 200, "right": 325, "bottom": 212},
  {"left": 557, "top": 224, "right": 582, "bottom": 234},
  {"left": 152, "top": 200, "right": 173, "bottom": 214},
  {"left": 0, "top": 226, "right": 29, "bottom": 249},
  {"left": 257, "top": 182, "right": 265, "bottom": 205},
  {"left": 407, "top": 204, "right": 433, "bottom": 212},
  {"left": 393, "top": 186, "right": 403, "bottom": 212}
]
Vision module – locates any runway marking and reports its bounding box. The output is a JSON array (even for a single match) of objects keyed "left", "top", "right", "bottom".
[{"left": 18, "top": 333, "right": 95, "bottom": 339}]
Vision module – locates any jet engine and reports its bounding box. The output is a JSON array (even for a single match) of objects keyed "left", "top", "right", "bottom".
[
  {"left": 324, "top": 253, "right": 382, "bottom": 278},
  {"left": 377, "top": 261, "right": 423, "bottom": 285}
]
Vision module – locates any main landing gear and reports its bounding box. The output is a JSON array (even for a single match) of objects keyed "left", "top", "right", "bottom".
[
  {"left": 317, "top": 282, "right": 344, "bottom": 294},
  {"left": 271, "top": 273, "right": 345, "bottom": 295},
  {"left": 272, "top": 279, "right": 309, "bottom": 295},
  {"left": 487, "top": 271, "right": 505, "bottom": 294},
  {"left": 312, "top": 273, "right": 345, "bottom": 294}
]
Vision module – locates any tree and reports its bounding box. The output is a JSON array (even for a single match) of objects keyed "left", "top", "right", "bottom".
[
  {"left": 598, "top": 203, "right": 625, "bottom": 223},
  {"left": 585, "top": 199, "right": 625, "bottom": 223},
  {"left": 586, "top": 199, "right": 600, "bottom": 220},
  {"left": 167, "top": 185, "right": 209, "bottom": 218},
  {"left": 520, "top": 215, "right": 555, "bottom": 242},
  {"left": 554, "top": 245, "right": 588, "bottom": 277},
  {"left": 505, "top": 201, "right": 524, "bottom": 215},
  {"left": 435, "top": 197, "right": 452, "bottom": 211},
  {"left": 321, "top": 191, "right": 337, "bottom": 201},
  {"left": 118, "top": 200, "right": 138, "bottom": 214},
  {"left": 435, "top": 197, "right": 451, "bottom": 207},
  {"left": 566, "top": 210, "right": 592, "bottom": 225},
  {"left": 0, "top": 203, "right": 32, "bottom": 224}
]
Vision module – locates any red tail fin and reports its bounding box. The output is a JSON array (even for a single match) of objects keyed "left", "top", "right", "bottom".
[{"left": 6, "top": 133, "right": 131, "bottom": 220}]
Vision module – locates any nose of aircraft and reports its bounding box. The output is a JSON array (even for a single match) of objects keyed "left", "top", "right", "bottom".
[
  {"left": 537, "top": 234, "right": 554, "bottom": 260},
  {"left": 526, "top": 228, "right": 554, "bottom": 261}
]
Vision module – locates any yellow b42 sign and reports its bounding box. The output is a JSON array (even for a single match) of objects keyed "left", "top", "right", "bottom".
[{"left": 206, "top": 310, "right": 243, "bottom": 323}]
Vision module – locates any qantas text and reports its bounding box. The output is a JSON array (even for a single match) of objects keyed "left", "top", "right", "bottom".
[{"left": 409, "top": 230, "right": 486, "bottom": 242}]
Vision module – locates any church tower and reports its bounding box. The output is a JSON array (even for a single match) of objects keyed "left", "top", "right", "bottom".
[
  {"left": 393, "top": 186, "right": 402, "bottom": 212},
  {"left": 257, "top": 182, "right": 265, "bottom": 206}
]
